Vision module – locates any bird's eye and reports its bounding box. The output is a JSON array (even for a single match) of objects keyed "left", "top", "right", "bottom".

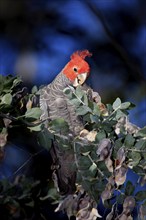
[{"left": 73, "top": 67, "right": 78, "bottom": 72}]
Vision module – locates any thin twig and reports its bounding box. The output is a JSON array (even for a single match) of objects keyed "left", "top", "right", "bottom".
[
  {"left": 127, "top": 149, "right": 146, "bottom": 153},
  {"left": 0, "top": 113, "right": 50, "bottom": 127},
  {"left": 87, "top": 154, "right": 107, "bottom": 178},
  {"left": 11, "top": 149, "right": 45, "bottom": 177},
  {"left": 86, "top": 0, "right": 144, "bottom": 81},
  {"left": 67, "top": 85, "right": 86, "bottom": 106}
]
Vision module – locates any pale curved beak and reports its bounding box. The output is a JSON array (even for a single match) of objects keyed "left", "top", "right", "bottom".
[{"left": 73, "top": 72, "right": 88, "bottom": 87}]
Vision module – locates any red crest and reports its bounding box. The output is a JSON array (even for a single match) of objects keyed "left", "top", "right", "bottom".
[{"left": 71, "top": 50, "right": 92, "bottom": 60}]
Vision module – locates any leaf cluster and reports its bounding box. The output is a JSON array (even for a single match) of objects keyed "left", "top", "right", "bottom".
[
  {"left": 0, "top": 75, "right": 43, "bottom": 134},
  {"left": 0, "top": 176, "right": 42, "bottom": 219},
  {"left": 63, "top": 85, "right": 146, "bottom": 218},
  {"left": 0, "top": 75, "right": 145, "bottom": 219}
]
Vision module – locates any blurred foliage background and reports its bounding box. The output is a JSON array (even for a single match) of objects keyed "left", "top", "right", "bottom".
[{"left": 0, "top": 0, "right": 146, "bottom": 219}]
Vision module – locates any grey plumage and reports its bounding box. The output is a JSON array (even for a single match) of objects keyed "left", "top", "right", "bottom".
[
  {"left": 40, "top": 72, "right": 84, "bottom": 135},
  {"left": 39, "top": 72, "right": 83, "bottom": 195}
]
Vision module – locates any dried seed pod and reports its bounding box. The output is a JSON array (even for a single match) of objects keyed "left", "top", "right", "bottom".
[
  {"left": 123, "top": 196, "right": 135, "bottom": 211},
  {"left": 96, "top": 138, "right": 111, "bottom": 160},
  {"left": 114, "top": 165, "right": 128, "bottom": 186}
]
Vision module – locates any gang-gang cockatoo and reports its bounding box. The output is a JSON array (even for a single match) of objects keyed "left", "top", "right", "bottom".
[{"left": 40, "top": 50, "right": 93, "bottom": 195}]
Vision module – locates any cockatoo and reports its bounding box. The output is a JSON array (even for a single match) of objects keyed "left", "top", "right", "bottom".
[{"left": 40, "top": 50, "right": 92, "bottom": 195}]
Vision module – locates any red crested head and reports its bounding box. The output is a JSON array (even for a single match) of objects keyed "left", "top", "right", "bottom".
[{"left": 63, "top": 50, "right": 92, "bottom": 86}]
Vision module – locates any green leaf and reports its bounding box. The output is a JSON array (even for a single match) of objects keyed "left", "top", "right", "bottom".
[
  {"left": 76, "top": 106, "right": 91, "bottom": 116},
  {"left": 113, "top": 98, "right": 121, "bottom": 110},
  {"left": 120, "top": 102, "right": 131, "bottom": 109},
  {"left": 82, "top": 113, "right": 91, "bottom": 123},
  {"left": 75, "top": 86, "right": 84, "bottom": 99},
  {"left": 3, "top": 75, "right": 15, "bottom": 90},
  {"left": 50, "top": 118, "right": 69, "bottom": 133},
  {"left": 133, "top": 165, "right": 144, "bottom": 175},
  {"left": 128, "top": 151, "right": 141, "bottom": 166},
  {"left": 115, "top": 109, "right": 128, "bottom": 120},
  {"left": 28, "top": 124, "right": 42, "bottom": 131},
  {"left": 1, "top": 93, "right": 12, "bottom": 105},
  {"left": 136, "top": 126, "right": 146, "bottom": 138},
  {"left": 45, "top": 188, "right": 59, "bottom": 201},
  {"left": 114, "top": 139, "right": 123, "bottom": 155},
  {"left": 76, "top": 172, "right": 82, "bottom": 183},
  {"left": 37, "top": 128, "right": 53, "bottom": 150},
  {"left": 102, "top": 122, "right": 113, "bottom": 133},
  {"left": 89, "top": 163, "right": 97, "bottom": 174},
  {"left": 82, "top": 151, "right": 91, "bottom": 156},
  {"left": 69, "top": 98, "right": 81, "bottom": 107},
  {"left": 116, "top": 194, "right": 125, "bottom": 204},
  {"left": 31, "top": 85, "right": 38, "bottom": 94},
  {"left": 106, "top": 104, "right": 113, "bottom": 114},
  {"left": 90, "top": 115, "right": 99, "bottom": 123},
  {"left": 11, "top": 77, "right": 22, "bottom": 89},
  {"left": 82, "top": 94, "right": 88, "bottom": 106},
  {"left": 93, "top": 103, "right": 100, "bottom": 116},
  {"left": 92, "top": 180, "right": 106, "bottom": 193},
  {"left": 78, "top": 155, "right": 91, "bottom": 170},
  {"left": 81, "top": 179, "right": 92, "bottom": 192},
  {"left": 63, "top": 87, "right": 73, "bottom": 98},
  {"left": 97, "top": 161, "right": 111, "bottom": 177},
  {"left": 135, "top": 139, "right": 146, "bottom": 150},
  {"left": 79, "top": 143, "right": 94, "bottom": 154},
  {"left": 95, "top": 130, "right": 106, "bottom": 142},
  {"left": 128, "top": 102, "right": 136, "bottom": 110},
  {"left": 25, "top": 107, "right": 42, "bottom": 119},
  {"left": 124, "top": 134, "right": 135, "bottom": 147},
  {"left": 25, "top": 200, "right": 34, "bottom": 207},
  {"left": 125, "top": 181, "right": 135, "bottom": 196},
  {"left": 2, "top": 89, "right": 13, "bottom": 94},
  {"left": 135, "top": 191, "right": 146, "bottom": 201}
]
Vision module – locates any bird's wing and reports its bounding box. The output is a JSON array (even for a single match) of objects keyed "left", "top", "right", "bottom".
[{"left": 51, "top": 140, "right": 76, "bottom": 195}]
